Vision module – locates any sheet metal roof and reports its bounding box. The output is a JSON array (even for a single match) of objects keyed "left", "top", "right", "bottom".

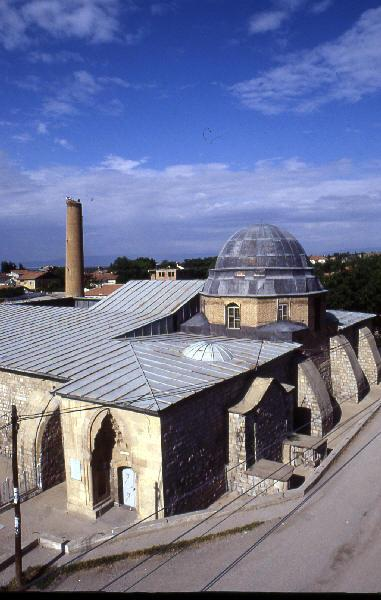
[
  {"left": 0, "top": 299, "right": 299, "bottom": 413},
  {"left": 90, "top": 279, "right": 204, "bottom": 315},
  {"left": 203, "top": 224, "right": 325, "bottom": 297},
  {"left": 56, "top": 334, "right": 299, "bottom": 412},
  {"left": 326, "top": 309, "right": 376, "bottom": 330}
]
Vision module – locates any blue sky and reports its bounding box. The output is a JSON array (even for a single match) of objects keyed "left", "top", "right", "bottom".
[{"left": 1, "top": 0, "right": 381, "bottom": 264}]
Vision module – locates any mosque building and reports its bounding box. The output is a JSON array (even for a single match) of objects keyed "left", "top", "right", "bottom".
[{"left": 0, "top": 203, "right": 380, "bottom": 520}]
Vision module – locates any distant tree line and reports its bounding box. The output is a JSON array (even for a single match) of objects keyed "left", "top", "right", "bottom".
[
  {"left": 109, "top": 256, "right": 217, "bottom": 283},
  {"left": 1, "top": 261, "right": 24, "bottom": 272},
  {"left": 313, "top": 254, "right": 381, "bottom": 315}
]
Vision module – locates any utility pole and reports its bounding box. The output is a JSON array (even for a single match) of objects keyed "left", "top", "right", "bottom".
[{"left": 11, "top": 405, "right": 23, "bottom": 588}]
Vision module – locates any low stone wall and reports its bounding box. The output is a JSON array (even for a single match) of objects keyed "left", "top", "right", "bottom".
[
  {"left": 282, "top": 441, "right": 326, "bottom": 468},
  {"left": 229, "top": 470, "right": 288, "bottom": 497}
]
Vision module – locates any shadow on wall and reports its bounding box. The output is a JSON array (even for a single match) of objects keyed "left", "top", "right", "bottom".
[{"left": 330, "top": 396, "right": 342, "bottom": 427}]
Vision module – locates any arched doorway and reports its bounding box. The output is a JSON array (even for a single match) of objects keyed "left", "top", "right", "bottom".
[
  {"left": 40, "top": 408, "right": 66, "bottom": 491},
  {"left": 91, "top": 413, "right": 116, "bottom": 506}
]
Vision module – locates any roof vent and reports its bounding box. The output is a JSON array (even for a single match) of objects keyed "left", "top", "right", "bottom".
[{"left": 182, "top": 341, "right": 233, "bottom": 362}]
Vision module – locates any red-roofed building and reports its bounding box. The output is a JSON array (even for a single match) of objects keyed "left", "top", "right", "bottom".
[
  {"left": 84, "top": 284, "right": 123, "bottom": 297},
  {"left": 9, "top": 269, "right": 59, "bottom": 291}
]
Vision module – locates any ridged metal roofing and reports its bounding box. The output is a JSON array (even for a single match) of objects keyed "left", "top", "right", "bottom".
[
  {"left": 203, "top": 224, "right": 325, "bottom": 298},
  {"left": 57, "top": 334, "right": 299, "bottom": 411},
  {"left": 215, "top": 225, "right": 307, "bottom": 270},
  {"left": 326, "top": 309, "right": 376, "bottom": 330},
  {"left": 90, "top": 279, "right": 204, "bottom": 315},
  {"left": 0, "top": 296, "right": 299, "bottom": 413}
]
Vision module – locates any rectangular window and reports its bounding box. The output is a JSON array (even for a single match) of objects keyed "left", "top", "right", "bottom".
[
  {"left": 277, "top": 303, "right": 288, "bottom": 321},
  {"left": 227, "top": 305, "right": 240, "bottom": 329}
]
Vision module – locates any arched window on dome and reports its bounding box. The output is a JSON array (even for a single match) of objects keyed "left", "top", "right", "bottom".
[{"left": 226, "top": 303, "right": 240, "bottom": 330}]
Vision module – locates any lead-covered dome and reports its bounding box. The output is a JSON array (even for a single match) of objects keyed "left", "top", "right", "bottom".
[
  {"left": 182, "top": 341, "right": 233, "bottom": 362},
  {"left": 203, "top": 224, "right": 325, "bottom": 297}
]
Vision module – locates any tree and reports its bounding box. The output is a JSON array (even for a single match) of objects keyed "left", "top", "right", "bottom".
[
  {"left": 109, "top": 257, "right": 156, "bottom": 283},
  {"left": 44, "top": 267, "right": 65, "bottom": 292},
  {"left": 179, "top": 257, "right": 217, "bottom": 279},
  {"left": 1, "top": 261, "right": 16, "bottom": 273},
  {"left": 314, "top": 254, "right": 381, "bottom": 315}
]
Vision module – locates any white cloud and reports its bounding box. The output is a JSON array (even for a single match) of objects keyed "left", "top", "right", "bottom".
[
  {"left": 2, "top": 153, "right": 381, "bottom": 261},
  {"left": 310, "top": 0, "right": 332, "bottom": 15},
  {"left": 232, "top": 6, "right": 381, "bottom": 114},
  {"left": 0, "top": 0, "right": 139, "bottom": 50},
  {"left": 37, "top": 122, "right": 48, "bottom": 134},
  {"left": 43, "top": 98, "right": 77, "bottom": 116},
  {"left": 54, "top": 137, "right": 74, "bottom": 150},
  {"left": 43, "top": 70, "right": 105, "bottom": 115},
  {"left": 125, "top": 27, "right": 147, "bottom": 46},
  {"left": 98, "top": 76, "right": 131, "bottom": 89},
  {"left": 249, "top": 11, "right": 288, "bottom": 34},
  {"left": 22, "top": 0, "right": 120, "bottom": 43},
  {"left": 28, "top": 50, "right": 84, "bottom": 63},
  {"left": 100, "top": 155, "right": 146, "bottom": 172},
  {"left": 0, "top": 1, "right": 27, "bottom": 50},
  {"left": 12, "top": 133, "right": 31, "bottom": 142},
  {"left": 42, "top": 70, "right": 147, "bottom": 117},
  {"left": 14, "top": 74, "right": 40, "bottom": 91},
  {"left": 248, "top": 0, "right": 307, "bottom": 35}
]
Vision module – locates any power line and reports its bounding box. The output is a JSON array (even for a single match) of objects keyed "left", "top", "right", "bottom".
[
  {"left": 201, "top": 428, "right": 381, "bottom": 591},
  {"left": 99, "top": 390, "right": 381, "bottom": 592},
  {"left": 26, "top": 381, "right": 379, "bottom": 592},
  {"left": 4, "top": 334, "right": 379, "bottom": 589}
]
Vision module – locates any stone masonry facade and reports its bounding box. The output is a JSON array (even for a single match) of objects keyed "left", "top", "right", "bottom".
[
  {"left": 227, "top": 379, "right": 288, "bottom": 496},
  {"left": 297, "top": 359, "right": 333, "bottom": 436},
  {"left": 330, "top": 334, "right": 369, "bottom": 404},
  {"left": 201, "top": 295, "right": 311, "bottom": 329},
  {"left": 160, "top": 374, "right": 251, "bottom": 517},
  {"left": 0, "top": 370, "right": 60, "bottom": 487},
  {"left": 357, "top": 326, "right": 381, "bottom": 386}
]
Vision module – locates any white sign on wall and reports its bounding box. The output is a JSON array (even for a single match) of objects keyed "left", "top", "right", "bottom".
[{"left": 70, "top": 458, "right": 82, "bottom": 481}]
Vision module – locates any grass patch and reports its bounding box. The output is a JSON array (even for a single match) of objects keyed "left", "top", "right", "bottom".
[{"left": 3, "top": 519, "right": 262, "bottom": 591}]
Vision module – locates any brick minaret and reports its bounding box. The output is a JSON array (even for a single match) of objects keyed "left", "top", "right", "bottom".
[{"left": 65, "top": 198, "right": 84, "bottom": 297}]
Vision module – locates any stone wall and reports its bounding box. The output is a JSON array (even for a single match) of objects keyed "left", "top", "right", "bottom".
[
  {"left": 201, "top": 295, "right": 310, "bottom": 330},
  {"left": 0, "top": 370, "right": 60, "bottom": 485},
  {"left": 358, "top": 326, "right": 381, "bottom": 386},
  {"left": 330, "top": 334, "right": 369, "bottom": 404},
  {"left": 40, "top": 407, "right": 65, "bottom": 490},
  {"left": 254, "top": 382, "right": 288, "bottom": 462},
  {"left": 228, "top": 412, "right": 247, "bottom": 470},
  {"left": 297, "top": 359, "right": 333, "bottom": 436},
  {"left": 227, "top": 379, "right": 288, "bottom": 494},
  {"left": 160, "top": 374, "right": 251, "bottom": 517},
  {"left": 60, "top": 398, "right": 163, "bottom": 519},
  {"left": 228, "top": 470, "right": 288, "bottom": 498}
]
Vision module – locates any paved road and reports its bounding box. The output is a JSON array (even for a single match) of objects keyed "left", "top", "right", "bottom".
[{"left": 48, "top": 406, "right": 381, "bottom": 593}]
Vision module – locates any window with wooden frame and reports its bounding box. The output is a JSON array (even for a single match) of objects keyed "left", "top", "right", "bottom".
[
  {"left": 226, "top": 303, "right": 241, "bottom": 329},
  {"left": 277, "top": 302, "right": 288, "bottom": 321}
]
